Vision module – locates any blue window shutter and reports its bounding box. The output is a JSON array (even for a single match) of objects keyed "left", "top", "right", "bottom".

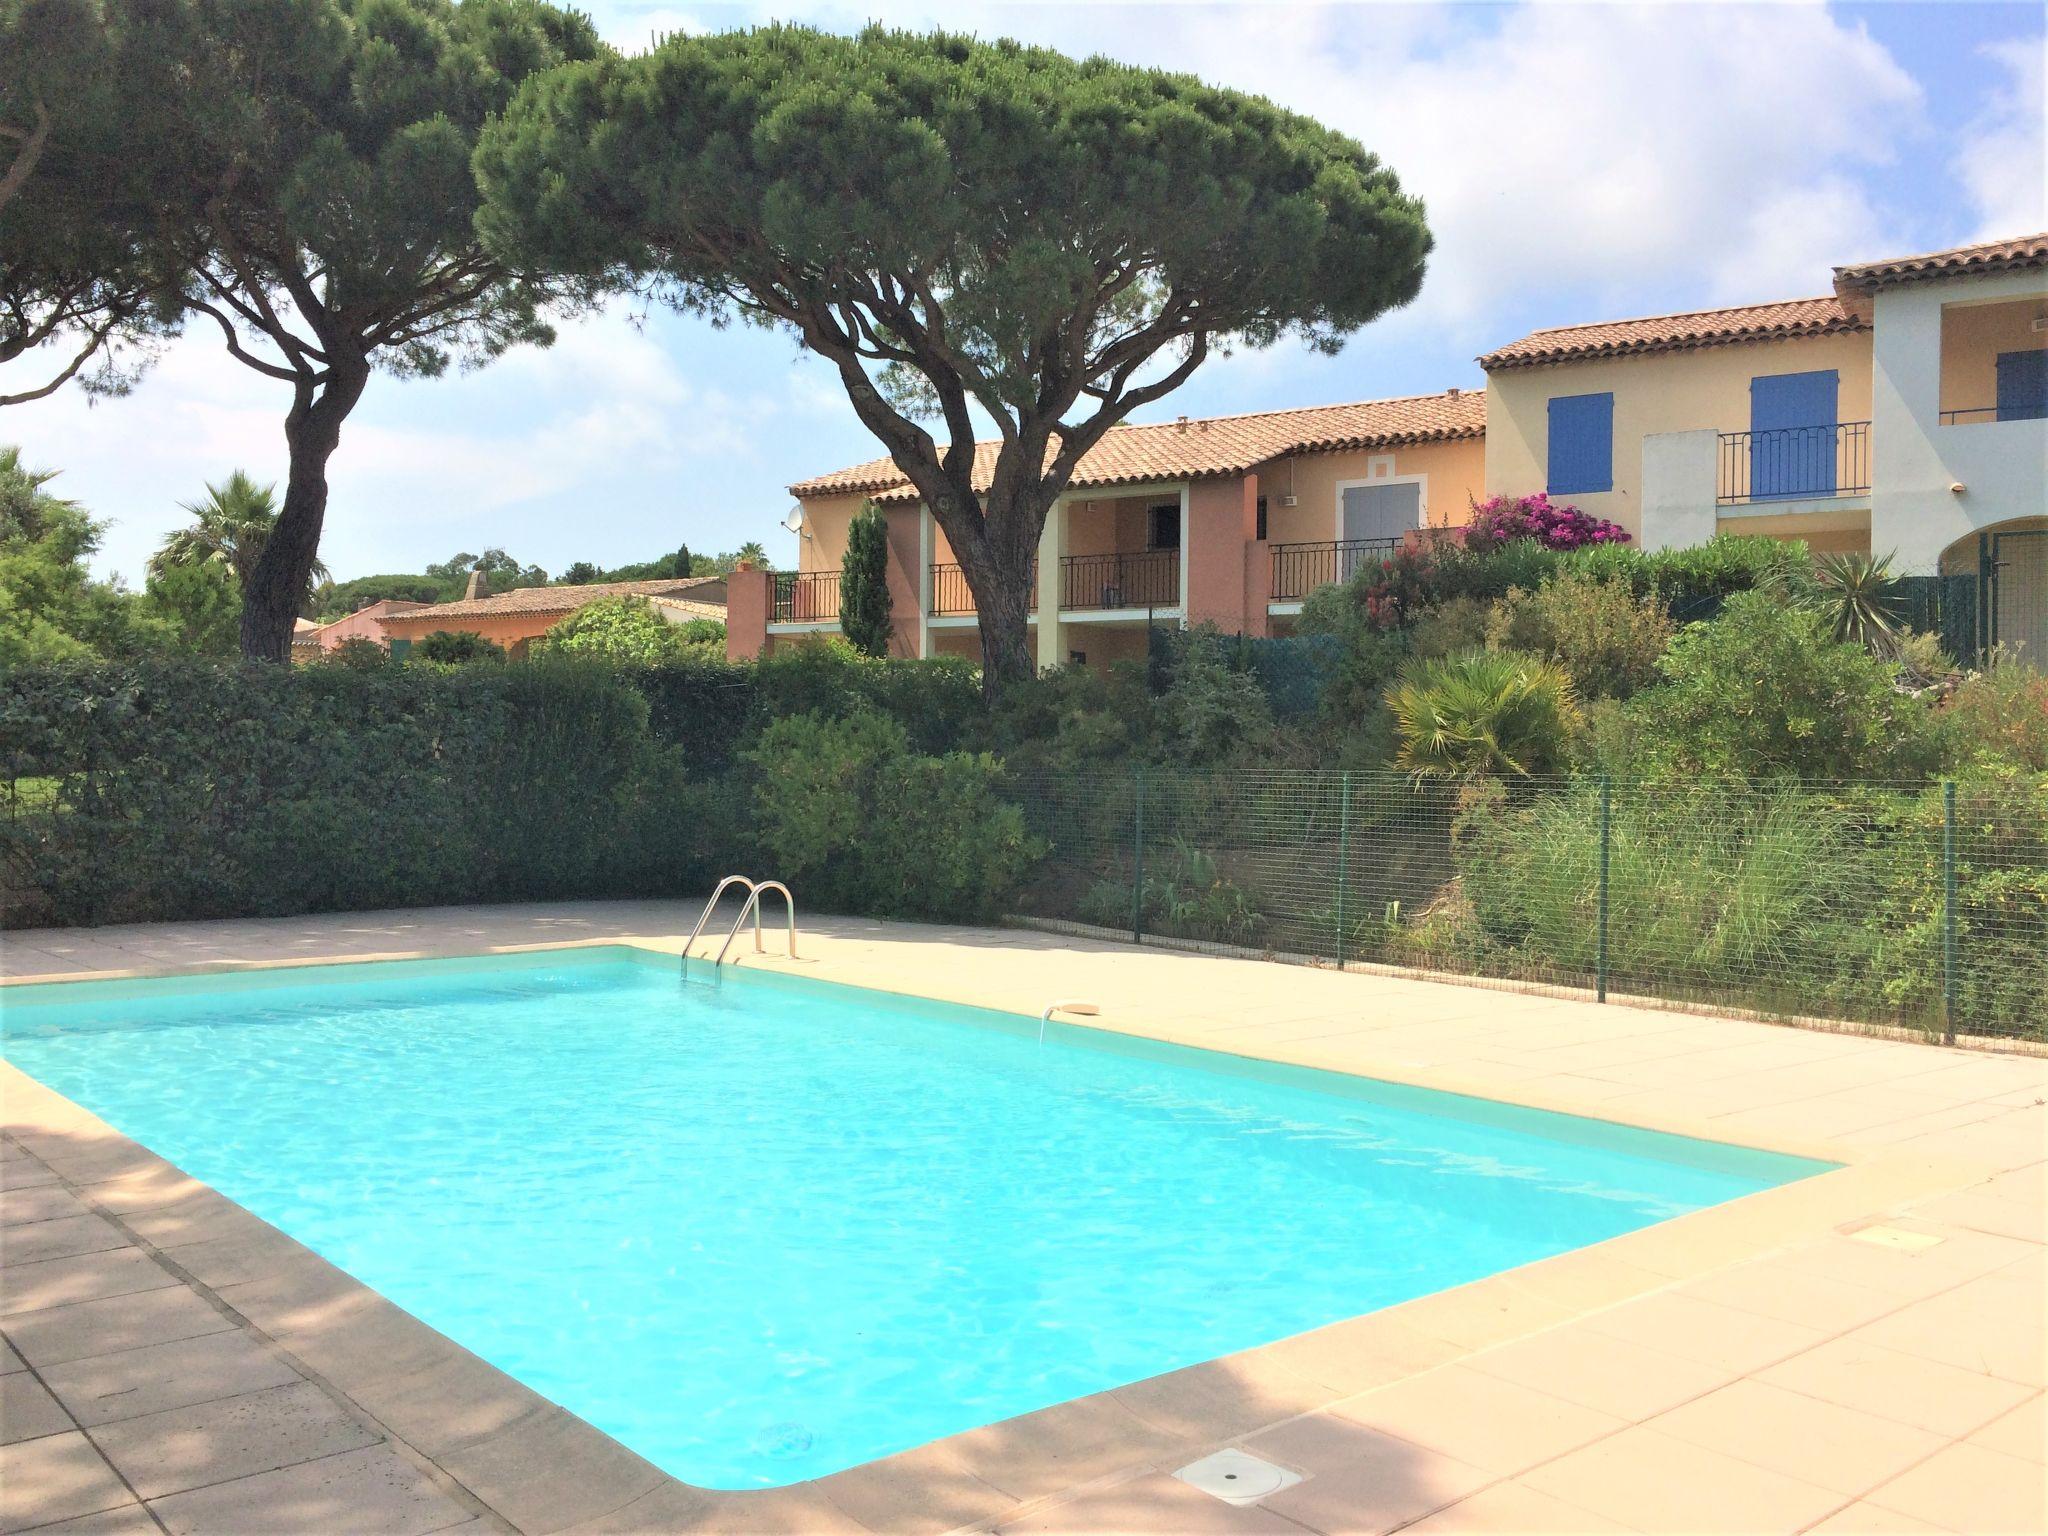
[
  {"left": 388, "top": 637, "right": 412, "bottom": 660},
  {"left": 1996, "top": 350, "right": 2048, "bottom": 422},
  {"left": 1749, "top": 370, "right": 1840, "bottom": 498},
  {"left": 1547, "top": 393, "right": 1613, "bottom": 494}
]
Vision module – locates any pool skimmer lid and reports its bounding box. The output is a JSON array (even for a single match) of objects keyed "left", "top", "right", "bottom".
[{"left": 1173, "top": 1448, "right": 1304, "bottom": 1506}]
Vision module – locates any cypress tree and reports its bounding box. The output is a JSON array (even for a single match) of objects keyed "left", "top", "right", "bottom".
[{"left": 840, "top": 501, "right": 893, "bottom": 657}]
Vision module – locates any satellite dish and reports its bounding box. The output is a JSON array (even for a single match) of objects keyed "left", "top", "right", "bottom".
[{"left": 781, "top": 504, "right": 807, "bottom": 536}]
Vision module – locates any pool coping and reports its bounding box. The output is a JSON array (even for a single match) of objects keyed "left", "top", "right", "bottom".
[{"left": 3, "top": 918, "right": 2041, "bottom": 1535}]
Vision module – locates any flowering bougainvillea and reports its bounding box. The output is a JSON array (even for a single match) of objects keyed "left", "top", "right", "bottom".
[{"left": 1463, "top": 494, "right": 1631, "bottom": 553}]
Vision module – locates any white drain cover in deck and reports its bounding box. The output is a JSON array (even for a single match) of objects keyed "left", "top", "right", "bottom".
[
  {"left": 1173, "top": 1448, "right": 1304, "bottom": 1506},
  {"left": 1848, "top": 1224, "right": 1946, "bottom": 1252}
]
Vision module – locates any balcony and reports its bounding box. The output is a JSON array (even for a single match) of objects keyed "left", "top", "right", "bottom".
[
  {"left": 928, "top": 561, "right": 1038, "bottom": 617},
  {"left": 1060, "top": 550, "right": 1178, "bottom": 610},
  {"left": 1269, "top": 538, "right": 1400, "bottom": 601},
  {"left": 1717, "top": 421, "right": 1871, "bottom": 506},
  {"left": 771, "top": 570, "right": 840, "bottom": 623}
]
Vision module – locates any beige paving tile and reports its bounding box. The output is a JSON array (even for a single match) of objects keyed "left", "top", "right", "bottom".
[
  {"left": 1463, "top": 1324, "right": 1734, "bottom": 1420},
  {"left": 1329, "top": 1364, "right": 1626, "bottom": 1476},
  {"left": 433, "top": 1406, "right": 665, "bottom": 1535},
  {"left": 21, "top": 1506, "right": 163, "bottom": 1535},
  {"left": 556, "top": 1479, "right": 865, "bottom": 1535},
  {"left": 0, "top": 1162, "right": 61, "bottom": 1194},
  {"left": 89, "top": 1379, "right": 381, "bottom": 1501},
  {"left": 1398, "top": 1481, "right": 1634, "bottom": 1534},
  {"left": 0, "top": 1430, "right": 133, "bottom": 1533},
  {"left": 0, "top": 1215, "right": 130, "bottom": 1270},
  {"left": 1, "top": 1286, "right": 235, "bottom": 1370},
  {"left": 1519, "top": 1424, "right": 1846, "bottom": 1535},
  {"left": 72, "top": 1166, "right": 211, "bottom": 1217},
  {"left": 995, "top": 1472, "right": 1308, "bottom": 1534},
  {"left": 1647, "top": 1378, "right": 1945, "bottom": 1497},
  {"left": 0, "top": 1337, "right": 21, "bottom": 1375},
  {"left": 1965, "top": 1394, "right": 2045, "bottom": 1464},
  {"left": 1575, "top": 1290, "right": 1830, "bottom": 1374},
  {"left": 0, "top": 1249, "right": 180, "bottom": 1318},
  {"left": 902, "top": 1394, "right": 1184, "bottom": 1506},
  {"left": 0, "top": 1185, "right": 92, "bottom": 1228},
  {"left": 1, "top": 1369, "right": 76, "bottom": 1444},
  {"left": 1109, "top": 1352, "right": 1329, "bottom": 1446},
  {"left": 812, "top": 1446, "right": 1015, "bottom": 1536},
  {"left": 1248, "top": 1412, "right": 1493, "bottom": 1536},
  {"left": 1259, "top": 1314, "right": 1466, "bottom": 1397},
  {"left": 43, "top": 1329, "right": 300, "bottom": 1428},
  {"left": 1804, "top": 1500, "right": 1952, "bottom": 1534},
  {"left": 1849, "top": 1273, "right": 2047, "bottom": 1388},
  {"left": 1864, "top": 1440, "right": 2047, "bottom": 1534},
  {"left": 1757, "top": 1335, "right": 2037, "bottom": 1439},
  {"left": 147, "top": 1442, "right": 476, "bottom": 1536},
  {"left": 1766, "top": 1227, "right": 2041, "bottom": 1299},
  {"left": 1671, "top": 1259, "right": 1906, "bottom": 1332}
]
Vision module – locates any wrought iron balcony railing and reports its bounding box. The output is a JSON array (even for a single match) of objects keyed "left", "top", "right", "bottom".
[
  {"left": 1059, "top": 550, "right": 1178, "bottom": 610},
  {"left": 771, "top": 570, "right": 840, "bottom": 623},
  {"left": 1268, "top": 538, "right": 1401, "bottom": 601},
  {"left": 1717, "top": 421, "right": 1871, "bottom": 505},
  {"left": 928, "top": 561, "right": 1036, "bottom": 616}
]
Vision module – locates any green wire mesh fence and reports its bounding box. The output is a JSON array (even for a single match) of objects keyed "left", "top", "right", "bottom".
[{"left": 1005, "top": 769, "right": 2048, "bottom": 1045}]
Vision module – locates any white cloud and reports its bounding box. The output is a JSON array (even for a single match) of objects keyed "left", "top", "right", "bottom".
[{"left": 1955, "top": 37, "right": 2046, "bottom": 241}]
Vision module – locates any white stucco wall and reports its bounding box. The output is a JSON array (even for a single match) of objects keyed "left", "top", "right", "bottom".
[{"left": 1870, "top": 270, "right": 2048, "bottom": 573}]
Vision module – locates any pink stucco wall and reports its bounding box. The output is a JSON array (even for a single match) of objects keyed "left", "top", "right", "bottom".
[{"left": 1184, "top": 474, "right": 1259, "bottom": 634}]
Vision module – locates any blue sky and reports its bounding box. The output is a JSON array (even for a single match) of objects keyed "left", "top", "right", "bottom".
[{"left": 6, "top": 0, "right": 2043, "bottom": 583}]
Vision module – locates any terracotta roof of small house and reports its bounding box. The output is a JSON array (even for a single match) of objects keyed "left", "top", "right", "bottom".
[
  {"left": 1833, "top": 232, "right": 2048, "bottom": 293},
  {"left": 1479, "top": 296, "right": 1866, "bottom": 372},
  {"left": 379, "top": 576, "right": 726, "bottom": 627},
  {"left": 789, "top": 390, "right": 1485, "bottom": 504}
]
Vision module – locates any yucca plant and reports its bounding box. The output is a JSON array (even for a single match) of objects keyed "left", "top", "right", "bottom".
[
  {"left": 1390, "top": 649, "right": 1581, "bottom": 781},
  {"left": 1812, "top": 550, "right": 1905, "bottom": 654}
]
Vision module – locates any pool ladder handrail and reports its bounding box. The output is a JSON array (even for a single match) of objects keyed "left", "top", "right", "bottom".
[
  {"left": 681, "top": 876, "right": 798, "bottom": 974},
  {"left": 713, "top": 880, "right": 797, "bottom": 968}
]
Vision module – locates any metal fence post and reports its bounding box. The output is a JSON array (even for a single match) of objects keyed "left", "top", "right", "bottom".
[
  {"left": 1335, "top": 771, "right": 1352, "bottom": 967},
  {"left": 1943, "top": 780, "right": 1957, "bottom": 1046},
  {"left": 1131, "top": 765, "right": 1145, "bottom": 946},
  {"left": 1597, "top": 776, "right": 1612, "bottom": 1004}
]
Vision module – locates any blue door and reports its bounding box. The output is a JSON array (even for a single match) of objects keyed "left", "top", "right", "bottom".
[
  {"left": 1996, "top": 350, "right": 2048, "bottom": 421},
  {"left": 1750, "top": 370, "right": 1839, "bottom": 499}
]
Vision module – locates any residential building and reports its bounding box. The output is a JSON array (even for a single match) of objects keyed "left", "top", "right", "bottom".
[
  {"left": 1481, "top": 232, "right": 2047, "bottom": 657},
  {"left": 377, "top": 576, "right": 727, "bottom": 658},
  {"left": 744, "top": 391, "right": 1486, "bottom": 666},
  {"left": 736, "top": 231, "right": 2045, "bottom": 667},
  {"left": 290, "top": 598, "right": 432, "bottom": 661}
]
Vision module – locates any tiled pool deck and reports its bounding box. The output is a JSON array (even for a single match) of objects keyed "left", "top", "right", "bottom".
[{"left": 2, "top": 901, "right": 2043, "bottom": 1536}]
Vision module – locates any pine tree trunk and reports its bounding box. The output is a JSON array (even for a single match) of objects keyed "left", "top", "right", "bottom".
[{"left": 240, "top": 363, "right": 369, "bottom": 662}]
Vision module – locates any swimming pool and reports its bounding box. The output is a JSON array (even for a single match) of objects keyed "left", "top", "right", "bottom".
[{"left": 2, "top": 947, "right": 1830, "bottom": 1489}]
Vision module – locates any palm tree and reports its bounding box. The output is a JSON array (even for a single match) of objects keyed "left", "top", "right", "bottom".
[
  {"left": 150, "top": 472, "right": 326, "bottom": 591},
  {"left": 1390, "top": 650, "right": 1582, "bottom": 780}
]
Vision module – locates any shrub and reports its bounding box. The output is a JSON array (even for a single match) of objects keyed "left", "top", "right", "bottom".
[
  {"left": 540, "top": 596, "right": 723, "bottom": 663},
  {"left": 1622, "top": 591, "right": 1939, "bottom": 780},
  {"left": 319, "top": 636, "right": 395, "bottom": 670},
  {"left": 745, "top": 709, "right": 1038, "bottom": 920},
  {"left": 1407, "top": 596, "right": 1490, "bottom": 661},
  {"left": 839, "top": 501, "right": 893, "bottom": 658},
  {"left": 411, "top": 629, "right": 505, "bottom": 664},
  {"left": 1389, "top": 650, "right": 1581, "bottom": 780},
  {"left": 1812, "top": 551, "right": 1906, "bottom": 653},
  {"left": 1147, "top": 627, "right": 1278, "bottom": 769},
  {"left": 1942, "top": 665, "right": 2048, "bottom": 772},
  {"left": 1463, "top": 493, "right": 1630, "bottom": 553},
  {"left": 1485, "top": 570, "right": 1673, "bottom": 700}
]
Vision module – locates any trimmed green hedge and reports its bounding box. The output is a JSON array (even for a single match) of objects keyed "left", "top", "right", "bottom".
[{"left": 0, "top": 650, "right": 991, "bottom": 928}]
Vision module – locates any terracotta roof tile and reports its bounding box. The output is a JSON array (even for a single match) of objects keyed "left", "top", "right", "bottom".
[
  {"left": 1834, "top": 232, "right": 2048, "bottom": 292},
  {"left": 789, "top": 390, "right": 1485, "bottom": 504},
  {"left": 1479, "top": 296, "right": 1865, "bottom": 372},
  {"left": 380, "top": 577, "right": 726, "bottom": 627}
]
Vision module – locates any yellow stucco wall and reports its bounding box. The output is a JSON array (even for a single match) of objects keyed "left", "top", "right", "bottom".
[
  {"left": 794, "top": 492, "right": 871, "bottom": 575},
  {"left": 1938, "top": 295, "right": 2048, "bottom": 419},
  {"left": 1484, "top": 331, "right": 1876, "bottom": 539},
  {"left": 1256, "top": 435, "right": 1487, "bottom": 545}
]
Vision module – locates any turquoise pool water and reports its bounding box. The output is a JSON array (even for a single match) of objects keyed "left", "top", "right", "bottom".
[{"left": 2, "top": 948, "right": 1829, "bottom": 1488}]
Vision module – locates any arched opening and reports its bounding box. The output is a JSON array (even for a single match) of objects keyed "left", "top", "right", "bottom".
[{"left": 1941, "top": 517, "right": 2048, "bottom": 666}]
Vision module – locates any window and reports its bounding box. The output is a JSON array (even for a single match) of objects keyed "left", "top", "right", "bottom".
[
  {"left": 1996, "top": 350, "right": 2048, "bottom": 422},
  {"left": 1147, "top": 502, "right": 1181, "bottom": 550},
  {"left": 1255, "top": 495, "right": 1268, "bottom": 541},
  {"left": 1547, "top": 392, "right": 1614, "bottom": 494}
]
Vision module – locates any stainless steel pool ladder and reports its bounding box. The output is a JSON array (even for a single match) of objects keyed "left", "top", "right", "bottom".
[{"left": 681, "top": 876, "right": 798, "bottom": 974}]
